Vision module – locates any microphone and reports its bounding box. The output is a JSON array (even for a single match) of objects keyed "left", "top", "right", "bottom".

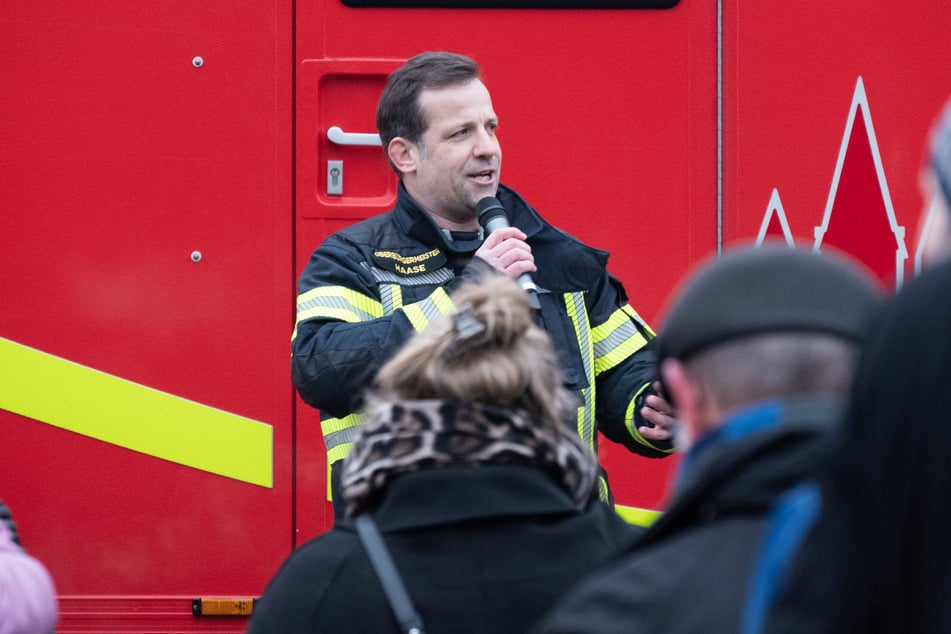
[{"left": 476, "top": 196, "right": 542, "bottom": 311}]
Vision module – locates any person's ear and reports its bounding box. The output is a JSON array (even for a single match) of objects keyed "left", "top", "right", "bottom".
[
  {"left": 661, "top": 358, "right": 704, "bottom": 449},
  {"left": 387, "top": 137, "right": 417, "bottom": 176}
]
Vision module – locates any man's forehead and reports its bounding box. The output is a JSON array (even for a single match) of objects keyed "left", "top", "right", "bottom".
[{"left": 418, "top": 80, "right": 496, "bottom": 123}]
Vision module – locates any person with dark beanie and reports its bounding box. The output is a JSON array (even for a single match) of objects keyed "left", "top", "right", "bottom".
[
  {"left": 742, "top": 97, "right": 951, "bottom": 634},
  {"left": 534, "top": 244, "right": 883, "bottom": 634}
]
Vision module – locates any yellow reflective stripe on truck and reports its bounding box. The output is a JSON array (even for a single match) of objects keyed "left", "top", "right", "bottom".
[
  {"left": 0, "top": 337, "right": 273, "bottom": 488},
  {"left": 615, "top": 504, "right": 662, "bottom": 527}
]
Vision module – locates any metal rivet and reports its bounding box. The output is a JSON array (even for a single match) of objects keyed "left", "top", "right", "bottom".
[
  {"left": 192, "top": 56, "right": 204, "bottom": 68},
  {"left": 191, "top": 251, "right": 202, "bottom": 262}
]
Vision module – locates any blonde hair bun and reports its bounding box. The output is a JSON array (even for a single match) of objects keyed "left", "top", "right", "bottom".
[{"left": 371, "top": 272, "right": 576, "bottom": 429}]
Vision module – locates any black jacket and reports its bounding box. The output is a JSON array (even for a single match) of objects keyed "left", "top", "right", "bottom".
[
  {"left": 248, "top": 465, "right": 643, "bottom": 634},
  {"left": 758, "top": 261, "right": 951, "bottom": 634},
  {"left": 533, "top": 396, "right": 844, "bottom": 634},
  {"left": 291, "top": 183, "right": 670, "bottom": 511}
]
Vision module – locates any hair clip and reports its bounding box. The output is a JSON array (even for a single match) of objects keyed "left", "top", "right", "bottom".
[
  {"left": 451, "top": 306, "right": 486, "bottom": 343},
  {"left": 439, "top": 305, "right": 489, "bottom": 361}
]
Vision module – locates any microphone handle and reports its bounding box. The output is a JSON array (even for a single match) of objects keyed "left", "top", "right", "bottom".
[{"left": 480, "top": 204, "right": 541, "bottom": 310}]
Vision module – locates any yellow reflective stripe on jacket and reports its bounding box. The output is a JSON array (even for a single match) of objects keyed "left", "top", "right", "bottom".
[
  {"left": 622, "top": 304, "right": 656, "bottom": 337},
  {"left": 323, "top": 416, "right": 359, "bottom": 504},
  {"left": 402, "top": 286, "right": 454, "bottom": 332},
  {"left": 625, "top": 383, "right": 677, "bottom": 454},
  {"left": 598, "top": 476, "right": 610, "bottom": 503},
  {"left": 327, "top": 442, "right": 354, "bottom": 469},
  {"left": 592, "top": 306, "right": 651, "bottom": 375},
  {"left": 322, "top": 412, "right": 367, "bottom": 466},
  {"left": 294, "top": 286, "right": 384, "bottom": 339},
  {"left": 319, "top": 285, "right": 404, "bottom": 470},
  {"left": 564, "top": 292, "right": 597, "bottom": 455},
  {"left": 380, "top": 283, "right": 404, "bottom": 313}
]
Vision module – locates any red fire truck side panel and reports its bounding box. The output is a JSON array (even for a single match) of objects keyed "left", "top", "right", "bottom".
[
  {"left": 1, "top": 1, "right": 294, "bottom": 629},
  {"left": 725, "top": 1, "right": 951, "bottom": 287},
  {"left": 2, "top": 1, "right": 950, "bottom": 631}
]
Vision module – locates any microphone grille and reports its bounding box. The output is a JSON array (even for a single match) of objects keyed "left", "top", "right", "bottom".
[{"left": 476, "top": 196, "right": 507, "bottom": 226}]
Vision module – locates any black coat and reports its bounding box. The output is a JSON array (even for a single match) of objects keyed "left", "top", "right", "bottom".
[
  {"left": 291, "top": 182, "right": 668, "bottom": 507},
  {"left": 534, "top": 397, "right": 844, "bottom": 634},
  {"left": 763, "top": 261, "right": 951, "bottom": 634},
  {"left": 248, "top": 465, "right": 642, "bottom": 634}
]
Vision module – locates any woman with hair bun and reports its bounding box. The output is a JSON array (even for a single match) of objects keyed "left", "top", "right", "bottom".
[{"left": 249, "top": 272, "right": 642, "bottom": 634}]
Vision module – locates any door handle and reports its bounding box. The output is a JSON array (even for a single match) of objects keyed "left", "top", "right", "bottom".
[{"left": 327, "top": 126, "right": 382, "bottom": 146}]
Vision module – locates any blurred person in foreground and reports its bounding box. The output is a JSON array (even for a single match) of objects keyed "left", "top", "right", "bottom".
[
  {"left": 0, "top": 498, "right": 57, "bottom": 634},
  {"left": 741, "top": 97, "right": 951, "bottom": 634},
  {"left": 250, "top": 272, "right": 643, "bottom": 633},
  {"left": 533, "top": 244, "right": 883, "bottom": 634}
]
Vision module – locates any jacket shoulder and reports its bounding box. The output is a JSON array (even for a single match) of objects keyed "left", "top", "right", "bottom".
[
  {"left": 326, "top": 212, "right": 400, "bottom": 247},
  {"left": 498, "top": 185, "right": 610, "bottom": 290},
  {"left": 251, "top": 529, "right": 396, "bottom": 632}
]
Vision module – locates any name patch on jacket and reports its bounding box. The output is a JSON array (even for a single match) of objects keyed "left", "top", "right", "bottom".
[{"left": 372, "top": 248, "right": 446, "bottom": 276}]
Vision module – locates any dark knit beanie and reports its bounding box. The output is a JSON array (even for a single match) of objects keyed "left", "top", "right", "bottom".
[
  {"left": 931, "top": 98, "right": 951, "bottom": 210},
  {"left": 656, "top": 245, "right": 884, "bottom": 362}
]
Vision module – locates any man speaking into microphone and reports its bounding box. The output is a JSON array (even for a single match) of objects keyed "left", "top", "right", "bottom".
[{"left": 292, "top": 51, "right": 676, "bottom": 519}]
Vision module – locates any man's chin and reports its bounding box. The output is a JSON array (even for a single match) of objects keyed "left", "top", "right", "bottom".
[{"left": 469, "top": 183, "right": 500, "bottom": 205}]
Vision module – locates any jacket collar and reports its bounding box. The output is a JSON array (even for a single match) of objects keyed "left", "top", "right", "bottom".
[
  {"left": 392, "top": 182, "right": 545, "bottom": 254},
  {"left": 348, "top": 465, "right": 582, "bottom": 532},
  {"left": 643, "top": 395, "right": 845, "bottom": 542},
  {"left": 678, "top": 395, "right": 844, "bottom": 487}
]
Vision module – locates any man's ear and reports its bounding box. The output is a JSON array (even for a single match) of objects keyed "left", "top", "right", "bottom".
[
  {"left": 661, "top": 358, "right": 704, "bottom": 449},
  {"left": 387, "top": 137, "right": 416, "bottom": 176}
]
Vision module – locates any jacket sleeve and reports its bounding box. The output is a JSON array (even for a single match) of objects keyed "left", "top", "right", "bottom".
[
  {"left": 589, "top": 272, "right": 676, "bottom": 458},
  {"left": 291, "top": 237, "right": 413, "bottom": 416},
  {"left": 291, "top": 237, "right": 455, "bottom": 417}
]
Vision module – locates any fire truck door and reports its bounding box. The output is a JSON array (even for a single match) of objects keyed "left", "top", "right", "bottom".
[{"left": 294, "top": 58, "right": 404, "bottom": 538}]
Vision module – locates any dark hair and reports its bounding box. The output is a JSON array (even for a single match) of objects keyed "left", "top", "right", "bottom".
[{"left": 376, "top": 51, "right": 482, "bottom": 172}]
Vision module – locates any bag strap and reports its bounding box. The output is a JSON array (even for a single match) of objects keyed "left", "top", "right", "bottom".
[{"left": 354, "top": 514, "right": 426, "bottom": 634}]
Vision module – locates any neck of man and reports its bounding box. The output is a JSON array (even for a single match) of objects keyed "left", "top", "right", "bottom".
[
  {"left": 426, "top": 207, "right": 480, "bottom": 232},
  {"left": 402, "top": 181, "right": 481, "bottom": 232}
]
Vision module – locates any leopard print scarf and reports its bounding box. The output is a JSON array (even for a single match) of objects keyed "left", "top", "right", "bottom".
[{"left": 340, "top": 399, "right": 599, "bottom": 518}]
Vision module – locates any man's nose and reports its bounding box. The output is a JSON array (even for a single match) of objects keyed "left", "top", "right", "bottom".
[{"left": 472, "top": 128, "right": 499, "bottom": 157}]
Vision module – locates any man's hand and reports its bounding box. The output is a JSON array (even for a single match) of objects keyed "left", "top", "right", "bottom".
[
  {"left": 639, "top": 380, "right": 677, "bottom": 444},
  {"left": 475, "top": 226, "right": 536, "bottom": 280}
]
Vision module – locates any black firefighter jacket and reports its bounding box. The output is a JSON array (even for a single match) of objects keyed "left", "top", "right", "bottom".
[{"left": 291, "top": 183, "right": 672, "bottom": 509}]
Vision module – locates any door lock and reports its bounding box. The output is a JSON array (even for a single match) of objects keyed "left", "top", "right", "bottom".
[{"left": 327, "top": 160, "right": 343, "bottom": 196}]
